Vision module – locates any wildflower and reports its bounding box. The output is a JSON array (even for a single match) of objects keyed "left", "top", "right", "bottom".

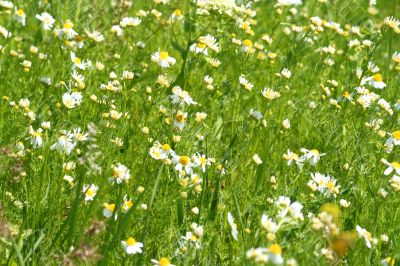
[
  {"left": 339, "top": 199, "right": 351, "bottom": 208},
  {"left": 50, "top": 135, "right": 75, "bottom": 155},
  {"left": 356, "top": 225, "right": 377, "bottom": 248},
  {"left": 241, "top": 39, "right": 255, "bottom": 53},
  {"left": 174, "top": 111, "right": 187, "bottom": 130},
  {"left": 381, "top": 257, "right": 395, "bottom": 266},
  {"left": 63, "top": 175, "right": 74, "bottom": 186},
  {"left": 384, "top": 16, "right": 400, "bottom": 30},
  {"left": 36, "top": 12, "right": 55, "bottom": 30},
  {"left": 280, "top": 68, "right": 292, "bottom": 79},
  {"left": 276, "top": 196, "right": 304, "bottom": 220},
  {"left": 277, "top": 0, "right": 302, "bottom": 6},
  {"left": 192, "top": 154, "right": 210, "bottom": 172},
  {"left": 299, "top": 148, "right": 325, "bottom": 166},
  {"left": 239, "top": 75, "right": 253, "bottom": 91},
  {"left": 267, "top": 244, "right": 284, "bottom": 265},
  {"left": 120, "top": 17, "right": 141, "bottom": 27},
  {"left": 83, "top": 184, "right": 98, "bottom": 201},
  {"left": 381, "top": 158, "right": 400, "bottom": 175},
  {"left": 252, "top": 154, "right": 263, "bottom": 165},
  {"left": 386, "top": 131, "right": 400, "bottom": 146},
  {"left": 29, "top": 126, "right": 43, "bottom": 148},
  {"left": 110, "top": 163, "right": 131, "bottom": 184},
  {"left": 261, "top": 88, "right": 281, "bottom": 100},
  {"left": 227, "top": 212, "right": 238, "bottom": 240},
  {"left": 389, "top": 175, "right": 400, "bottom": 191},
  {"left": 103, "top": 203, "right": 116, "bottom": 218},
  {"left": 172, "top": 153, "right": 193, "bottom": 174},
  {"left": 151, "top": 257, "right": 174, "bottom": 266},
  {"left": 283, "top": 150, "right": 299, "bottom": 166},
  {"left": 190, "top": 42, "right": 208, "bottom": 55},
  {"left": 70, "top": 52, "right": 88, "bottom": 70},
  {"left": 198, "top": 35, "right": 220, "bottom": 52},
  {"left": 261, "top": 214, "right": 279, "bottom": 233},
  {"left": 121, "top": 237, "right": 143, "bottom": 254},
  {"left": 14, "top": 8, "right": 26, "bottom": 26},
  {"left": 170, "top": 86, "right": 197, "bottom": 105},
  {"left": 151, "top": 50, "right": 176, "bottom": 68},
  {"left": 62, "top": 91, "right": 83, "bottom": 108},
  {"left": 86, "top": 30, "right": 105, "bottom": 42},
  {"left": 363, "top": 74, "right": 386, "bottom": 89},
  {"left": 282, "top": 119, "right": 290, "bottom": 129}
]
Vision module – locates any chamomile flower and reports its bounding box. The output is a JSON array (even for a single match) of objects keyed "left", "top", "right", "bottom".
[
  {"left": 62, "top": 91, "right": 83, "bottom": 109},
  {"left": 198, "top": 35, "right": 220, "bottom": 52},
  {"left": 14, "top": 8, "right": 26, "bottom": 26},
  {"left": 29, "top": 126, "right": 43, "bottom": 148},
  {"left": 172, "top": 153, "right": 193, "bottom": 174},
  {"left": 283, "top": 150, "right": 299, "bottom": 166},
  {"left": 110, "top": 163, "right": 131, "bottom": 184},
  {"left": 151, "top": 257, "right": 174, "bottom": 266},
  {"left": 50, "top": 135, "right": 75, "bottom": 155},
  {"left": 190, "top": 42, "right": 208, "bottom": 55},
  {"left": 356, "top": 225, "right": 377, "bottom": 249},
  {"left": 86, "top": 30, "right": 105, "bottom": 42},
  {"left": 241, "top": 39, "right": 255, "bottom": 53},
  {"left": 277, "top": 0, "right": 302, "bottom": 6},
  {"left": 227, "top": 212, "right": 238, "bottom": 240},
  {"left": 70, "top": 52, "right": 88, "bottom": 70},
  {"left": 174, "top": 111, "right": 187, "bottom": 130},
  {"left": 170, "top": 86, "right": 197, "bottom": 105},
  {"left": 121, "top": 237, "right": 143, "bottom": 254},
  {"left": 82, "top": 184, "right": 98, "bottom": 201},
  {"left": 103, "top": 203, "right": 116, "bottom": 218},
  {"left": 261, "top": 214, "right": 279, "bottom": 233},
  {"left": 151, "top": 50, "right": 176, "bottom": 68},
  {"left": 267, "top": 244, "right": 284, "bottom": 265},
  {"left": 365, "top": 74, "right": 386, "bottom": 89},
  {"left": 261, "top": 88, "right": 281, "bottom": 100},
  {"left": 239, "top": 75, "right": 253, "bottom": 91},
  {"left": 299, "top": 148, "right": 325, "bottom": 166},
  {"left": 120, "top": 17, "right": 141, "bottom": 27},
  {"left": 381, "top": 158, "right": 400, "bottom": 175},
  {"left": 386, "top": 131, "right": 400, "bottom": 146},
  {"left": 36, "top": 12, "right": 55, "bottom": 30},
  {"left": 193, "top": 154, "right": 210, "bottom": 172}
]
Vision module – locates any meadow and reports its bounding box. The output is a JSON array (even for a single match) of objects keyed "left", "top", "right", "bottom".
[{"left": 0, "top": 0, "right": 400, "bottom": 265}]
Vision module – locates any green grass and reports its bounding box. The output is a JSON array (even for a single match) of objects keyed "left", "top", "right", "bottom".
[{"left": 0, "top": 0, "right": 400, "bottom": 265}]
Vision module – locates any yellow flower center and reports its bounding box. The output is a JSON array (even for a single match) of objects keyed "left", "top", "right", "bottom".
[
  {"left": 373, "top": 74, "right": 382, "bottom": 82},
  {"left": 268, "top": 244, "right": 282, "bottom": 255},
  {"left": 179, "top": 156, "right": 190, "bottom": 165},
  {"left": 63, "top": 21, "right": 73, "bottom": 29},
  {"left": 104, "top": 203, "right": 115, "bottom": 211},
  {"left": 393, "top": 131, "right": 400, "bottom": 140},
  {"left": 174, "top": 9, "right": 182, "bottom": 16},
  {"left": 311, "top": 149, "right": 320, "bottom": 155},
  {"left": 197, "top": 43, "right": 207, "bottom": 49},
  {"left": 159, "top": 51, "right": 169, "bottom": 60},
  {"left": 16, "top": 9, "right": 24, "bottom": 16},
  {"left": 126, "top": 237, "right": 136, "bottom": 246},
  {"left": 242, "top": 39, "right": 253, "bottom": 47},
  {"left": 199, "top": 157, "right": 207, "bottom": 165},
  {"left": 74, "top": 57, "right": 81, "bottom": 64},
  {"left": 176, "top": 113, "right": 185, "bottom": 122},
  {"left": 161, "top": 144, "right": 171, "bottom": 151},
  {"left": 32, "top": 131, "right": 42, "bottom": 137},
  {"left": 327, "top": 181, "right": 334, "bottom": 190},
  {"left": 86, "top": 189, "right": 94, "bottom": 197},
  {"left": 159, "top": 257, "right": 170, "bottom": 266},
  {"left": 125, "top": 200, "right": 133, "bottom": 209},
  {"left": 392, "top": 162, "right": 400, "bottom": 169}
]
